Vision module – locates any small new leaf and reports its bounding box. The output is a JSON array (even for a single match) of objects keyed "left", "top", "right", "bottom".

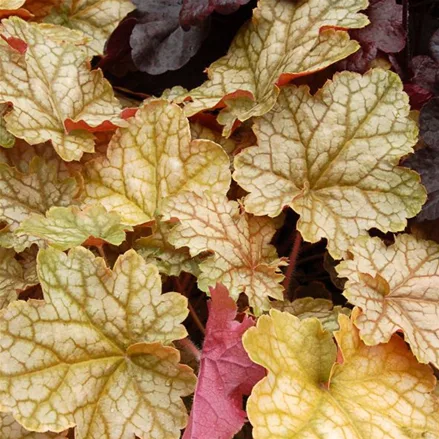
[
  {"left": 162, "top": 192, "right": 285, "bottom": 313},
  {"left": 0, "top": 18, "right": 126, "bottom": 161},
  {"left": 84, "top": 99, "right": 230, "bottom": 225},
  {"left": 18, "top": 205, "right": 131, "bottom": 251},
  {"left": 243, "top": 311, "right": 439, "bottom": 438},
  {"left": 179, "top": 0, "right": 368, "bottom": 135},
  {"left": 337, "top": 234, "right": 439, "bottom": 368},
  {"left": 0, "top": 247, "right": 196, "bottom": 439},
  {"left": 234, "top": 69, "right": 426, "bottom": 258}
]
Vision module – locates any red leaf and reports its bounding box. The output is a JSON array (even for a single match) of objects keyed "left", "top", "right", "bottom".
[{"left": 183, "top": 284, "right": 265, "bottom": 439}]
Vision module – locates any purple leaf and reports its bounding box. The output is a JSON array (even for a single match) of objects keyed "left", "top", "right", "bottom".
[{"left": 420, "top": 97, "right": 439, "bottom": 151}]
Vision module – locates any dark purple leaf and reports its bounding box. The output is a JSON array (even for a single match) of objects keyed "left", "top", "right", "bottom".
[
  {"left": 410, "top": 55, "right": 439, "bottom": 95},
  {"left": 430, "top": 28, "right": 439, "bottom": 63},
  {"left": 130, "top": 0, "right": 209, "bottom": 75},
  {"left": 420, "top": 97, "right": 439, "bottom": 151},
  {"left": 337, "top": 42, "right": 378, "bottom": 73},
  {"left": 404, "top": 146, "right": 439, "bottom": 221},
  {"left": 180, "top": 0, "right": 251, "bottom": 28},
  {"left": 404, "top": 83, "right": 434, "bottom": 110}
]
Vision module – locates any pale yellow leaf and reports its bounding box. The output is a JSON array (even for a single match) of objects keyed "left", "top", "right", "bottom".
[
  {"left": 179, "top": 0, "right": 368, "bottom": 135},
  {"left": 0, "top": 17, "right": 125, "bottom": 161},
  {"left": 44, "top": 0, "right": 135, "bottom": 56},
  {"left": 161, "top": 192, "right": 285, "bottom": 313},
  {"left": 0, "top": 412, "right": 65, "bottom": 439},
  {"left": 84, "top": 99, "right": 231, "bottom": 225},
  {"left": 18, "top": 205, "right": 131, "bottom": 250},
  {"left": 234, "top": 69, "right": 426, "bottom": 258},
  {"left": 336, "top": 233, "right": 439, "bottom": 368},
  {"left": 0, "top": 248, "right": 38, "bottom": 309},
  {"left": 0, "top": 155, "right": 77, "bottom": 251},
  {"left": 0, "top": 0, "right": 25, "bottom": 8},
  {"left": 0, "top": 247, "right": 196, "bottom": 439},
  {"left": 135, "top": 221, "right": 201, "bottom": 277},
  {"left": 243, "top": 311, "right": 439, "bottom": 438},
  {"left": 270, "top": 297, "right": 351, "bottom": 332}
]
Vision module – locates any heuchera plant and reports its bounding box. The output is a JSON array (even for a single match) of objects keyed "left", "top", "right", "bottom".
[{"left": 0, "top": 0, "right": 438, "bottom": 438}]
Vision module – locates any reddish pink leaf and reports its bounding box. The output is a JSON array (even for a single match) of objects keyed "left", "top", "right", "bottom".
[{"left": 183, "top": 284, "right": 265, "bottom": 439}]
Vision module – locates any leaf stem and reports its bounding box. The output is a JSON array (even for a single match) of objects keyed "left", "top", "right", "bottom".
[
  {"left": 282, "top": 230, "right": 302, "bottom": 299},
  {"left": 96, "top": 244, "right": 108, "bottom": 266},
  {"left": 176, "top": 337, "right": 201, "bottom": 362}
]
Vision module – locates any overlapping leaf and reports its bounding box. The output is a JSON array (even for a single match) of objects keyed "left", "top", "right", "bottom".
[
  {"left": 270, "top": 297, "right": 350, "bottom": 332},
  {"left": 0, "top": 17, "right": 126, "bottom": 161},
  {"left": 337, "top": 234, "right": 439, "bottom": 368},
  {"left": 183, "top": 284, "right": 264, "bottom": 439},
  {"left": 243, "top": 310, "right": 439, "bottom": 438},
  {"left": 135, "top": 221, "right": 200, "bottom": 277},
  {"left": 234, "top": 69, "right": 426, "bottom": 258},
  {"left": 0, "top": 0, "right": 31, "bottom": 19},
  {"left": 0, "top": 412, "right": 65, "bottom": 439},
  {"left": 0, "top": 247, "right": 196, "bottom": 439},
  {"left": 0, "top": 248, "right": 38, "bottom": 309},
  {"left": 18, "top": 205, "right": 131, "bottom": 251},
  {"left": 0, "top": 155, "right": 77, "bottom": 251},
  {"left": 162, "top": 192, "right": 285, "bottom": 313},
  {"left": 420, "top": 97, "right": 439, "bottom": 150},
  {"left": 179, "top": 0, "right": 368, "bottom": 135},
  {"left": 84, "top": 99, "right": 230, "bottom": 225},
  {"left": 43, "top": 0, "right": 135, "bottom": 55}
]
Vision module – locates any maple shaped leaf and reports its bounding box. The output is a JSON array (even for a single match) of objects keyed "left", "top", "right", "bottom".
[
  {"left": 178, "top": 0, "right": 368, "bottom": 135},
  {"left": 243, "top": 310, "right": 439, "bottom": 438},
  {"left": 130, "top": 0, "right": 209, "bottom": 75},
  {"left": 0, "top": 247, "right": 196, "bottom": 439},
  {"left": 0, "top": 104, "right": 14, "bottom": 148},
  {"left": 0, "top": 17, "right": 126, "bottom": 161},
  {"left": 17, "top": 205, "right": 132, "bottom": 251},
  {"left": 336, "top": 234, "right": 439, "bottom": 368},
  {"left": 0, "top": 248, "right": 38, "bottom": 309},
  {"left": 404, "top": 146, "right": 439, "bottom": 221},
  {"left": 162, "top": 192, "right": 285, "bottom": 313},
  {"left": 0, "top": 412, "right": 65, "bottom": 439},
  {"left": 84, "top": 99, "right": 230, "bottom": 225},
  {"left": 183, "top": 284, "right": 265, "bottom": 439},
  {"left": 43, "top": 0, "right": 135, "bottom": 56},
  {"left": 0, "top": 156, "right": 77, "bottom": 252},
  {"left": 180, "top": 0, "right": 250, "bottom": 28},
  {"left": 234, "top": 69, "right": 426, "bottom": 258},
  {"left": 270, "top": 297, "right": 351, "bottom": 332},
  {"left": 135, "top": 221, "right": 201, "bottom": 277}
]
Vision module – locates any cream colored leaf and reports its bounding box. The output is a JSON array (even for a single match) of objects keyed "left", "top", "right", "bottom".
[
  {"left": 0, "top": 17, "right": 125, "bottom": 161},
  {"left": 18, "top": 205, "right": 131, "bottom": 250},
  {"left": 0, "top": 104, "right": 14, "bottom": 149},
  {"left": 44, "top": 0, "right": 135, "bottom": 56},
  {"left": 135, "top": 221, "right": 201, "bottom": 277},
  {"left": 179, "top": 0, "right": 368, "bottom": 135},
  {"left": 270, "top": 297, "right": 351, "bottom": 332},
  {"left": 0, "top": 412, "right": 65, "bottom": 439},
  {"left": 161, "top": 192, "right": 285, "bottom": 313},
  {"left": 243, "top": 311, "right": 439, "bottom": 438},
  {"left": 84, "top": 99, "right": 231, "bottom": 225},
  {"left": 0, "top": 0, "right": 25, "bottom": 8},
  {"left": 0, "top": 247, "right": 195, "bottom": 439},
  {"left": 234, "top": 69, "right": 426, "bottom": 258},
  {"left": 0, "top": 156, "right": 77, "bottom": 252},
  {"left": 336, "top": 233, "right": 439, "bottom": 368},
  {"left": 0, "top": 248, "right": 38, "bottom": 309}
]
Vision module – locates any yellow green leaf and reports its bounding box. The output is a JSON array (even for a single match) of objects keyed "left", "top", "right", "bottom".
[
  {"left": 243, "top": 310, "right": 439, "bottom": 438},
  {"left": 161, "top": 192, "right": 285, "bottom": 313},
  {"left": 0, "top": 412, "right": 65, "bottom": 439},
  {"left": 44, "top": 0, "right": 135, "bottom": 56},
  {"left": 18, "top": 205, "right": 131, "bottom": 251},
  {"left": 0, "top": 17, "right": 125, "bottom": 161},
  {"left": 0, "top": 156, "right": 77, "bottom": 251},
  {"left": 179, "top": 0, "right": 368, "bottom": 135},
  {"left": 270, "top": 297, "right": 351, "bottom": 332},
  {"left": 234, "top": 69, "right": 426, "bottom": 258},
  {"left": 0, "top": 104, "right": 14, "bottom": 149},
  {"left": 336, "top": 233, "right": 439, "bottom": 368},
  {"left": 135, "top": 221, "right": 201, "bottom": 277},
  {"left": 84, "top": 99, "right": 231, "bottom": 225},
  {"left": 0, "top": 248, "right": 38, "bottom": 309},
  {"left": 0, "top": 247, "right": 196, "bottom": 439}
]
